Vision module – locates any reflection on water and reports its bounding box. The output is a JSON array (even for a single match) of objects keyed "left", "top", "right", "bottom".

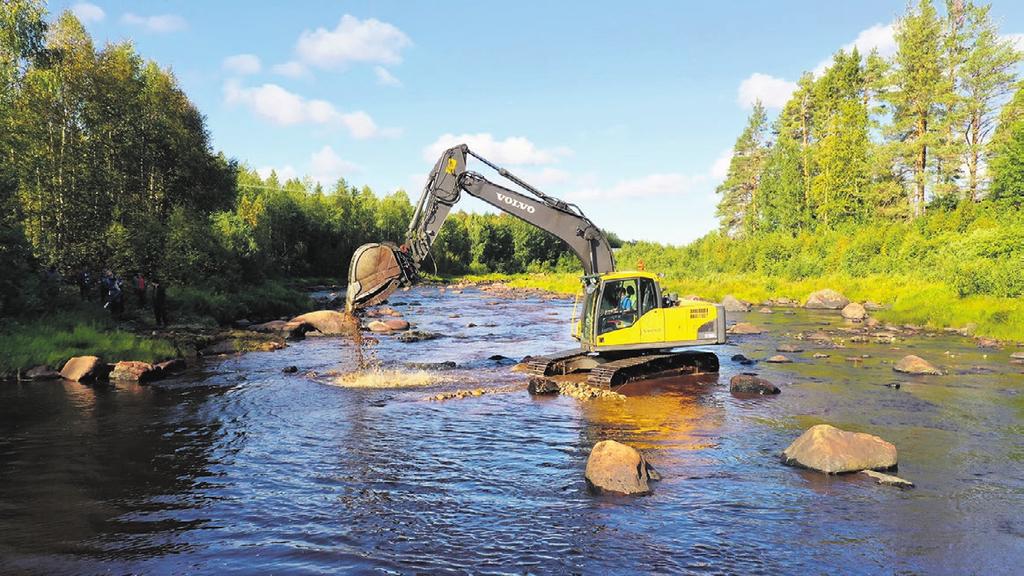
[{"left": 1, "top": 285, "right": 1022, "bottom": 574}]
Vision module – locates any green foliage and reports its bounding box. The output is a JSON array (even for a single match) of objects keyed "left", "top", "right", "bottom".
[
  {"left": 716, "top": 101, "right": 768, "bottom": 234},
  {"left": 169, "top": 280, "right": 311, "bottom": 325},
  {"left": 0, "top": 304, "right": 177, "bottom": 373}
]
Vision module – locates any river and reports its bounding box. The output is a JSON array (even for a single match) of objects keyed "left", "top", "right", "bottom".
[{"left": 1, "top": 285, "right": 1022, "bottom": 575}]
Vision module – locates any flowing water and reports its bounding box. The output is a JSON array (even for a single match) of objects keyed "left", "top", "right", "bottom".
[{"left": 1, "top": 286, "right": 1023, "bottom": 575}]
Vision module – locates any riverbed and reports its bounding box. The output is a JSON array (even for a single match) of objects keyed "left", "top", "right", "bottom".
[{"left": 1, "top": 285, "right": 1022, "bottom": 575}]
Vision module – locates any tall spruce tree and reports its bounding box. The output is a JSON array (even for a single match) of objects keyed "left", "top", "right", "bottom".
[{"left": 715, "top": 101, "right": 768, "bottom": 236}]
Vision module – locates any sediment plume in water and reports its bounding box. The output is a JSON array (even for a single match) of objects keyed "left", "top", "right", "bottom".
[
  {"left": 332, "top": 368, "right": 448, "bottom": 388},
  {"left": 340, "top": 310, "right": 375, "bottom": 371}
]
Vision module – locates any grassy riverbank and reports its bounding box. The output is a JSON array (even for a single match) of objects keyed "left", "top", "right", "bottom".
[
  {"left": 0, "top": 307, "right": 178, "bottom": 375},
  {"left": 459, "top": 272, "right": 1024, "bottom": 342},
  {"left": 0, "top": 279, "right": 315, "bottom": 375}
]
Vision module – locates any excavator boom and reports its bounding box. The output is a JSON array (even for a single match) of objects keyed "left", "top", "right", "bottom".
[{"left": 347, "top": 144, "right": 614, "bottom": 310}]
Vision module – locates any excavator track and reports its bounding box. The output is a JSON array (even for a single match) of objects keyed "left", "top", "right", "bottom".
[
  {"left": 586, "top": 351, "right": 720, "bottom": 388},
  {"left": 525, "top": 349, "right": 593, "bottom": 378}
]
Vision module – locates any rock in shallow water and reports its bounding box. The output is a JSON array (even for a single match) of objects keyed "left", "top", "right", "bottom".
[
  {"left": 110, "top": 361, "right": 157, "bottom": 383},
  {"left": 860, "top": 469, "right": 914, "bottom": 489},
  {"left": 728, "top": 322, "right": 763, "bottom": 335},
  {"left": 782, "top": 424, "right": 897, "bottom": 474},
  {"left": 721, "top": 295, "right": 750, "bottom": 313},
  {"left": 729, "top": 374, "right": 780, "bottom": 395},
  {"left": 585, "top": 440, "right": 657, "bottom": 495},
  {"left": 766, "top": 354, "right": 792, "bottom": 363},
  {"left": 804, "top": 289, "right": 850, "bottom": 310},
  {"left": 291, "top": 310, "right": 358, "bottom": 335},
  {"left": 893, "top": 354, "right": 941, "bottom": 375},
  {"left": 25, "top": 365, "right": 61, "bottom": 380},
  {"left": 60, "top": 355, "right": 109, "bottom": 383},
  {"left": 841, "top": 302, "right": 867, "bottom": 320}
]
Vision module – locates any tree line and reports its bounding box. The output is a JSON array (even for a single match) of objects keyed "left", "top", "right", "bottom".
[
  {"left": 0, "top": 3, "right": 585, "bottom": 316},
  {"left": 716, "top": 0, "right": 1024, "bottom": 234}
]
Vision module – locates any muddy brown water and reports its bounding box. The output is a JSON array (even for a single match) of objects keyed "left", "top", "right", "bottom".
[{"left": 1, "top": 286, "right": 1022, "bottom": 574}]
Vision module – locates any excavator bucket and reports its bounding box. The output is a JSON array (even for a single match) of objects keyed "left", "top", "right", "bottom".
[{"left": 346, "top": 243, "right": 406, "bottom": 311}]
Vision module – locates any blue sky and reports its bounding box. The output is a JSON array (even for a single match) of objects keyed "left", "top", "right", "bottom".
[{"left": 52, "top": 0, "right": 1024, "bottom": 245}]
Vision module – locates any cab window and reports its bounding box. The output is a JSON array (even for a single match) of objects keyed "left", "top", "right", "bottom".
[
  {"left": 638, "top": 278, "right": 658, "bottom": 315},
  {"left": 597, "top": 279, "right": 639, "bottom": 334}
]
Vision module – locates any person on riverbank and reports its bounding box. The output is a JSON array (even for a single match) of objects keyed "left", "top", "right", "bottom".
[
  {"left": 152, "top": 278, "right": 168, "bottom": 327},
  {"left": 42, "top": 266, "right": 60, "bottom": 300},
  {"left": 76, "top": 269, "right": 91, "bottom": 301},
  {"left": 105, "top": 275, "right": 124, "bottom": 316},
  {"left": 133, "top": 272, "right": 147, "bottom": 307}
]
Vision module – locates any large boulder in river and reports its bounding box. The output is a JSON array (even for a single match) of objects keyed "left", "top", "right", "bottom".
[
  {"left": 290, "top": 310, "right": 358, "bottom": 336},
  {"left": 721, "top": 295, "right": 750, "bottom": 313},
  {"left": 893, "top": 354, "right": 941, "bottom": 375},
  {"left": 728, "top": 322, "right": 764, "bottom": 335},
  {"left": 730, "top": 374, "right": 780, "bottom": 395},
  {"left": 250, "top": 319, "right": 311, "bottom": 340},
  {"left": 782, "top": 424, "right": 897, "bottom": 474},
  {"left": 804, "top": 289, "right": 850, "bottom": 310},
  {"left": 841, "top": 302, "right": 867, "bottom": 320},
  {"left": 367, "top": 320, "right": 392, "bottom": 332},
  {"left": 60, "top": 355, "right": 110, "bottom": 383},
  {"left": 585, "top": 440, "right": 657, "bottom": 495},
  {"left": 25, "top": 365, "right": 61, "bottom": 380},
  {"left": 110, "top": 361, "right": 158, "bottom": 383},
  {"left": 383, "top": 318, "right": 410, "bottom": 331}
]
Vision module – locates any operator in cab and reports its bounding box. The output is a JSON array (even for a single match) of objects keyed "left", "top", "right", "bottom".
[{"left": 620, "top": 285, "right": 636, "bottom": 311}]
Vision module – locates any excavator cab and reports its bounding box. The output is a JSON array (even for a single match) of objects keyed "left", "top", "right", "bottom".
[{"left": 574, "top": 272, "right": 727, "bottom": 353}]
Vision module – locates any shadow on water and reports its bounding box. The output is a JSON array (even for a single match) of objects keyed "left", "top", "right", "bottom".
[{"left": 1, "top": 286, "right": 1022, "bottom": 574}]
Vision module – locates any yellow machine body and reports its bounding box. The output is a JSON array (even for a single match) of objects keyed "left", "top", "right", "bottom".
[{"left": 572, "top": 271, "right": 726, "bottom": 353}]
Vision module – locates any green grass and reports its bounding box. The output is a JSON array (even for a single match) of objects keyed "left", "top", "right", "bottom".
[
  {"left": 0, "top": 306, "right": 177, "bottom": 374},
  {"left": 170, "top": 280, "right": 313, "bottom": 325},
  {"left": 453, "top": 271, "right": 1024, "bottom": 342},
  {"left": 0, "top": 279, "right": 314, "bottom": 374}
]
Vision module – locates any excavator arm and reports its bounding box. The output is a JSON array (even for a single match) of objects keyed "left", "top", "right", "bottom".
[{"left": 347, "top": 144, "right": 615, "bottom": 310}]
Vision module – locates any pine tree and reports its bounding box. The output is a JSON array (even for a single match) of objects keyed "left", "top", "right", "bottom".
[
  {"left": 885, "top": 0, "right": 949, "bottom": 216},
  {"left": 958, "top": 2, "right": 1021, "bottom": 199},
  {"left": 715, "top": 101, "right": 768, "bottom": 236}
]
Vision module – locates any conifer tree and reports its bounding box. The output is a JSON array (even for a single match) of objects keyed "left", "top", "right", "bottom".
[
  {"left": 885, "top": 0, "right": 948, "bottom": 216},
  {"left": 715, "top": 101, "right": 768, "bottom": 235},
  {"left": 958, "top": 2, "right": 1021, "bottom": 198}
]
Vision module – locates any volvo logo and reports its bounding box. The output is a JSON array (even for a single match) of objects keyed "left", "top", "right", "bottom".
[{"left": 496, "top": 192, "right": 536, "bottom": 214}]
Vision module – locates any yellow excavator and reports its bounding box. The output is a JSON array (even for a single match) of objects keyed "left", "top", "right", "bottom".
[{"left": 347, "top": 144, "right": 726, "bottom": 387}]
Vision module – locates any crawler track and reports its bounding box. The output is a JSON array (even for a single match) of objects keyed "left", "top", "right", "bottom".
[
  {"left": 525, "top": 349, "right": 591, "bottom": 378},
  {"left": 586, "top": 351, "right": 720, "bottom": 388},
  {"left": 527, "top": 348, "right": 720, "bottom": 389}
]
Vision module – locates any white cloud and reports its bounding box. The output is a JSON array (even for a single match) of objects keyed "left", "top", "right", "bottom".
[
  {"left": 296, "top": 14, "right": 411, "bottom": 69},
  {"left": 222, "top": 54, "right": 261, "bottom": 75},
  {"left": 374, "top": 66, "right": 402, "bottom": 87},
  {"left": 310, "top": 145, "right": 360, "bottom": 185},
  {"left": 121, "top": 12, "right": 187, "bottom": 33},
  {"left": 564, "top": 148, "right": 730, "bottom": 202},
  {"left": 1002, "top": 33, "right": 1024, "bottom": 52},
  {"left": 737, "top": 73, "right": 798, "bottom": 109},
  {"left": 223, "top": 80, "right": 395, "bottom": 139},
  {"left": 423, "top": 133, "right": 572, "bottom": 165},
  {"left": 813, "top": 22, "right": 896, "bottom": 76},
  {"left": 568, "top": 173, "right": 705, "bottom": 201},
  {"left": 72, "top": 2, "right": 105, "bottom": 23},
  {"left": 256, "top": 165, "right": 298, "bottom": 182},
  {"left": 710, "top": 149, "right": 732, "bottom": 181},
  {"left": 272, "top": 61, "right": 309, "bottom": 78}
]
